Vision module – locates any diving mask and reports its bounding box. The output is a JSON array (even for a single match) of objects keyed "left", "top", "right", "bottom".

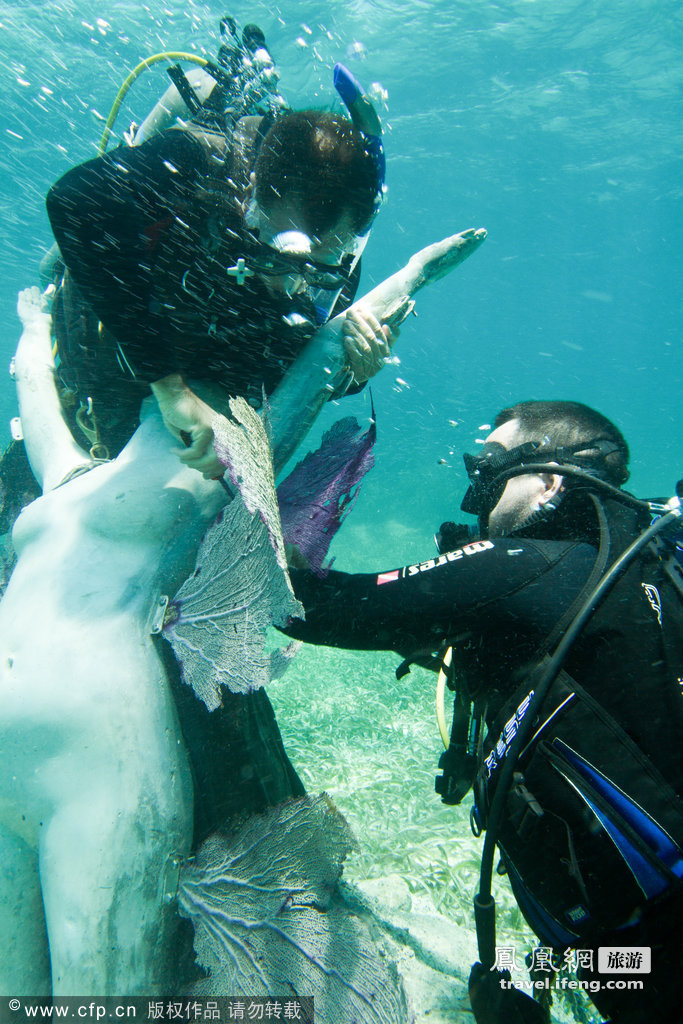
[
  {"left": 247, "top": 233, "right": 356, "bottom": 291},
  {"left": 460, "top": 437, "right": 626, "bottom": 519},
  {"left": 232, "top": 221, "right": 364, "bottom": 322},
  {"left": 460, "top": 442, "right": 540, "bottom": 518}
]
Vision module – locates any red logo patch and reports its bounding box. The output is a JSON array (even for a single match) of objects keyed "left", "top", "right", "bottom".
[{"left": 377, "top": 570, "right": 400, "bottom": 586}]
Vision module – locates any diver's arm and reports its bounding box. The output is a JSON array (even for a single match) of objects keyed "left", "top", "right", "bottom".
[
  {"left": 45, "top": 130, "right": 204, "bottom": 379},
  {"left": 151, "top": 374, "right": 224, "bottom": 478},
  {"left": 285, "top": 539, "right": 596, "bottom": 654}
]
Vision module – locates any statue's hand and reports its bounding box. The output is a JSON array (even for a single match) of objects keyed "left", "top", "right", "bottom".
[
  {"left": 17, "top": 285, "right": 52, "bottom": 328},
  {"left": 151, "top": 374, "right": 225, "bottom": 479},
  {"left": 342, "top": 307, "right": 398, "bottom": 384}
]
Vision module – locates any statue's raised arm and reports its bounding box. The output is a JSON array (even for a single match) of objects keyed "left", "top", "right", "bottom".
[{"left": 270, "top": 227, "right": 486, "bottom": 473}]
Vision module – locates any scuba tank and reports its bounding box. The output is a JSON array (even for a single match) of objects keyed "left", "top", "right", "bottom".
[{"left": 133, "top": 16, "right": 285, "bottom": 145}]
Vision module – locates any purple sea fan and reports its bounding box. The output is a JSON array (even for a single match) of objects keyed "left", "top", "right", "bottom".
[{"left": 278, "top": 413, "right": 376, "bottom": 576}]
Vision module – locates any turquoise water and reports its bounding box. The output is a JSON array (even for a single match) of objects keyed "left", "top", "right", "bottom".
[
  {"left": 1, "top": 0, "right": 681, "bottom": 553},
  {"left": 0, "top": 2, "right": 680, "bottom": 1018}
]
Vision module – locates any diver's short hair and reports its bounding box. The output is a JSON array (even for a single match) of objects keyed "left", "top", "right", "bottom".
[
  {"left": 253, "top": 111, "right": 377, "bottom": 237},
  {"left": 495, "top": 399, "right": 630, "bottom": 486}
]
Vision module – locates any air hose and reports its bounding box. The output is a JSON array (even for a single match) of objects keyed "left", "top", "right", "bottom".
[{"left": 98, "top": 52, "right": 209, "bottom": 154}]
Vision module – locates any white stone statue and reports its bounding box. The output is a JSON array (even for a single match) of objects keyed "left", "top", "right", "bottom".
[{"left": 0, "top": 228, "right": 485, "bottom": 999}]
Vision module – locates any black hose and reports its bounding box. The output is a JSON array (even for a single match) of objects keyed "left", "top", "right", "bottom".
[{"left": 492, "top": 462, "right": 652, "bottom": 514}]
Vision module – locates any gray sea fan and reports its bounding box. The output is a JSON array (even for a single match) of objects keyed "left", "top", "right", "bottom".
[
  {"left": 164, "top": 396, "right": 303, "bottom": 710},
  {"left": 164, "top": 495, "right": 303, "bottom": 710},
  {"left": 213, "top": 395, "right": 286, "bottom": 568},
  {"left": 179, "top": 795, "right": 411, "bottom": 1024}
]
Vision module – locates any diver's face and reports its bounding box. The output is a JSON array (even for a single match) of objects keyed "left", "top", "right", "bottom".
[
  {"left": 250, "top": 199, "right": 357, "bottom": 298},
  {"left": 483, "top": 420, "right": 556, "bottom": 537}
]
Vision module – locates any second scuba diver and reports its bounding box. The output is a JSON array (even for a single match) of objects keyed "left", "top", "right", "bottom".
[{"left": 283, "top": 398, "right": 683, "bottom": 1024}]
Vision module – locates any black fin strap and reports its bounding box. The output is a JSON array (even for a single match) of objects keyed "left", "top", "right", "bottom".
[{"left": 166, "top": 65, "right": 203, "bottom": 115}]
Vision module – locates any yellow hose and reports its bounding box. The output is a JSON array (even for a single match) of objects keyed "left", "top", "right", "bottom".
[{"left": 98, "top": 51, "right": 209, "bottom": 155}]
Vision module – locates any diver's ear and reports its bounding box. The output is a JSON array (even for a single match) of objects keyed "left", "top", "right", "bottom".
[{"left": 539, "top": 473, "right": 564, "bottom": 506}]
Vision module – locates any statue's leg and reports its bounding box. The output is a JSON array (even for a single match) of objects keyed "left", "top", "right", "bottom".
[
  {"left": 39, "top": 744, "right": 193, "bottom": 995},
  {"left": 0, "top": 826, "right": 51, "bottom": 995}
]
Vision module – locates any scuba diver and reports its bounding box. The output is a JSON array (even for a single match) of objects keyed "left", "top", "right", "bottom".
[
  {"left": 45, "top": 17, "right": 392, "bottom": 470},
  {"left": 283, "top": 399, "right": 683, "bottom": 1024}
]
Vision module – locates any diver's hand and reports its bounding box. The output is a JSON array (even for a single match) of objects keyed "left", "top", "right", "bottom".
[
  {"left": 342, "top": 307, "right": 398, "bottom": 384},
  {"left": 151, "top": 374, "right": 225, "bottom": 479}
]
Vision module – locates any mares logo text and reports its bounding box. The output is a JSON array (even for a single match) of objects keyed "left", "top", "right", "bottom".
[{"left": 406, "top": 540, "right": 494, "bottom": 576}]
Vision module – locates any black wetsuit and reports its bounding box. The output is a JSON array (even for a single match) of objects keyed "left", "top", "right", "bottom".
[{"left": 287, "top": 492, "right": 683, "bottom": 1023}]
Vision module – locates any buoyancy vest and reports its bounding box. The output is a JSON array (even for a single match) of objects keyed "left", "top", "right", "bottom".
[
  {"left": 472, "top": 497, "right": 683, "bottom": 948},
  {"left": 51, "top": 113, "right": 265, "bottom": 370}
]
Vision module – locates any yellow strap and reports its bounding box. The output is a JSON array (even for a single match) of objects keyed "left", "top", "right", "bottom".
[{"left": 436, "top": 646, "right": 453, "bottom": 749}]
